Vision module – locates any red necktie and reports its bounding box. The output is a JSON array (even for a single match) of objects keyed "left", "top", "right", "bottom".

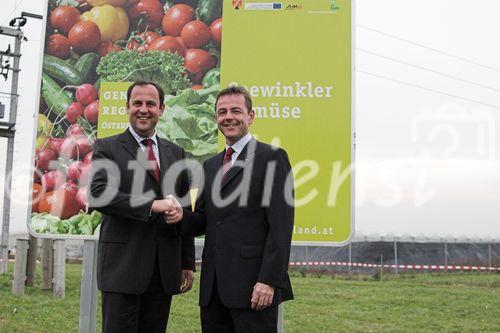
[
  {"left": 222, "top": 147, "right": 235, "bottom": 182},
  {"left": 142, "top": 139, "right": 160, "bottom": 183}
]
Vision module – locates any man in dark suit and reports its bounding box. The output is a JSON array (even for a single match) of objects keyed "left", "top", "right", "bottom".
[
  {"left": 89, "top": 81, "right": 195, "bottom": 333},
  {"left": 182, "top": 86, "right": 295, "bottom": 333}
]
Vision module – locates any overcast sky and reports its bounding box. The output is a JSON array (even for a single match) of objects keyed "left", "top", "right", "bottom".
[{"left": 0, "top": 0, "right": 499, "bottom": 240}]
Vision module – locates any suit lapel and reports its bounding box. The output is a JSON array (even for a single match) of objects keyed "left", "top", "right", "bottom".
[
  {"left": 119, "top": 129, "right": 158, "bottom": 184},
  {"left": 158, "top": 139, "right": 174, "bottom": 182},
  {"left": 221, "top": 138, "right": 258, "bottom": 189}
]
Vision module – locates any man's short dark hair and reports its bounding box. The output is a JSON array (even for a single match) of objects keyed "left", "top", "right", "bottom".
[
  {"left": 215, "top": 86, "right": 253, "bottom": 112},
  {"left": 126, "top": 81, "right": 165, "bottom": 106}
]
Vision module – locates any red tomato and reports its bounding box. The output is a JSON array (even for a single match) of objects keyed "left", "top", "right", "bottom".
[
  {"left": 98, "top": 41, "right": 122, "bottom": 57},
  {"left": 32, "top": 183, "right": 44, "bottom": 213},
  {"left": 84, "top": 100, "right": 99, "bottom": 125},
  {"left": 128, "top": 0, "right": 164, "bottom": 30},
  {"left": 148, "top": 36, "right": 185, "bottom": 57},
  {"left": 127, "top": 31, "right": 159, "bottom": 53},
  {"left": 47, "top": 34, "right": 71, "bottom": 59},
  {"left": 50, "top": 5, "right": 81, "bottom": 35},
  {"left": 68, "top": 21, "right": 101, "bottom": 54},
  {"left": 65, "top": 102, "right": 84, "bottom": 124},
  {"left": 162, "top": 4, "right": 195, "bottom": 37},
  {"left": 210, "top": 18, "right": 222, "bottom": 50},
  {"left": 181, "top": 20, "right": 211, "bottom": 48},
  {"left": 184, "top": 48, "right": 215, "bottom": 83},
  {"left": 39, "top": 187, "right": 80, "bottom": 219}
]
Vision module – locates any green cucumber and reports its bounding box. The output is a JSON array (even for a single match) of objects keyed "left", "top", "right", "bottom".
[
  {"left": 93, "top": 77, "right": 102, "bottom": 93},
  {"left": 197, "top": 0, "right": 222, "bottom": 25},
  {"left": 41, "top": 73, "right": 72, "bottom": 117},
  {"left": 75, "top": 52, "right": 100, "bottom": 84},
  {"left": 43, "top": 54, "right": 83, "bottom": 86}
]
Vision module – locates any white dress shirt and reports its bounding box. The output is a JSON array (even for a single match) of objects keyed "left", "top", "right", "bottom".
[
  {"left": 226, "top": 132, "right": 252, "bottom": 166},
  {"left": 128, "top": 126, "right": 161, "bottom": 167}
]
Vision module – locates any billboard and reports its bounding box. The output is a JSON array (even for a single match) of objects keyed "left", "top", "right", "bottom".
[{"left": 29, "top": 0, "right": 352, "bottom": 244}]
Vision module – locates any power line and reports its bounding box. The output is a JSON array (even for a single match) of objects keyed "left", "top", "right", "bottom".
[
  {"left": 357, "top": 48, "right": 500, "bottom": 93},
  {"left": 357, "top": 24, "right": 500, "bottom": 72},
  {"left": 356, "top": 69, "right": 500, "bottom": 110},
  {"left": 0, "top": 91, "right": 18, "bottom": 96}
]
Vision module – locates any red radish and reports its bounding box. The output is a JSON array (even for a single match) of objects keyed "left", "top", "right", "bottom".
[
  {"left": 67, "top": 124, "right": 85, "bottom": 137},
  {"left": 41, "top": 170, "right": 65, "bottom": 192},
  {"left": 76, "top": 186, "right": 88, "bottom": 209},
  {"left": 84, "top": 100, "right": 99, "bottom": 125},
  {"left": 59, "top": 181, "right": 78, "bottom": 195},
  {"left": 192, "top": 85, "right": 203, "bottom": 90},
  {"left": 60, "top": 136, "right": 92, "bottom": 160},
  {"left": 34, "top": 168, "right": 42, "bottom": 183},
  {"left": 76, "top": 84, "right": 98, "bottom": 106},
  {"left": 83, "top": 151, "right": 93, "bottom": 164},
  {"left": 79, "top": 163, "right": 92, "bottom": 186},
  {"left": 36, "top": 148, "right": 58, "bottom": 171},
  {"left": 65, "top": 102, "right": 84, "bottom": 124},
  {"left": 67, "top": 160, "right": 84, "bottom": 182},
  {"left": 48, "top": 137, "right": 64, "bottom": 155}
]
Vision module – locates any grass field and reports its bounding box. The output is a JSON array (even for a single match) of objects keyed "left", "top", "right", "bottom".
[{"left": 1, "top": 264, "right": 500, "bottom": 332}]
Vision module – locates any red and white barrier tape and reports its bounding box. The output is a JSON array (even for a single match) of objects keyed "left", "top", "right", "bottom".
[{"left": 287, "top": 261, "right": 500, "bottom": 271}]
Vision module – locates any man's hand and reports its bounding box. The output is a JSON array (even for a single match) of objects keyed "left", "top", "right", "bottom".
[
  {"left": 164, "top": 195, "right": 183, "bottom": 224},
  {"left": 151, "top": 197, "right": 174, "bottom": 213},
  {"left": 180, "top": 269, "right": 194, "bottom": 293},
  {"left": 251, "top": 282, "right": 275, "bottom": 311}
]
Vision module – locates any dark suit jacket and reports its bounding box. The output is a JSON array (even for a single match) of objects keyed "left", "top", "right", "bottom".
[
  {"left": 183, "top": 138, "right": 294, "bottom": 308},
  {"left": 89, "top": 129, "right": 195, "bottom": 295}
]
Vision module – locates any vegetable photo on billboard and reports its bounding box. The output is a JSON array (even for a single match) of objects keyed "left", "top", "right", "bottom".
[{"left": 30, "top": 0, "right": 223, "bottom": 238}]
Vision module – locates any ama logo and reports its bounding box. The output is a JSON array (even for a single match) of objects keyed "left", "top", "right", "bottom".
[{"left": 285, "top": 4, "right": 303, "bottom": 10}]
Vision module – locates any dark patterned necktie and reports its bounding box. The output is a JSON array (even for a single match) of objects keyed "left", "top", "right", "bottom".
[
  {"left": 221, "top": 147, "right": 235, "bottom": 182},
  {"left": 142, "top": 139, "right": 160, "bottom": 183}
]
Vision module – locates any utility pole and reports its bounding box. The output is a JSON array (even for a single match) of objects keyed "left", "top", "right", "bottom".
[
  {"left": 0, "top": 11, "right": 43, "bottom": 273},
  {"left": 0, "top": 24, "right": 23, "bottom": 274}
]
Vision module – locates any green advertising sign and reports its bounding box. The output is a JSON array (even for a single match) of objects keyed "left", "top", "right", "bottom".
[
  {"left": 220, "top": 0, "right": 353, "bottom": 244},
  {"left": 31, "top": 0, "right": 352, "bottom": 244}
]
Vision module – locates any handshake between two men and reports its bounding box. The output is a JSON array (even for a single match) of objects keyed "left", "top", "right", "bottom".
[{"left": 151, "top": 195, "right": 184, "bottom": 224}]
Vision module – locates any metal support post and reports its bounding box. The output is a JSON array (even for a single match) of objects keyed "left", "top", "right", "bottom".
[
  {"left": 0, "top": 27, "right": 23, "bottom": 274},
  {"left": 394, "top": 238, "right": 398, "bottom": 275},
  {"left": 277, "top": 303, "right": 284, "bottom": 333},
  {"left": 444, "top": 241, "right": 448, "bottom": 271},
  {"left": 52, "top": 239, "right": 65, "bottom": 298},
  {"left": 305, "top": 246, "right": 309, "bottom": 271},
  {"left": 41, "top": 239, "right": 53, "bottom": 290},
  {"left": 79, "top": 240, "right": 99, "bottom": 333},
  {"left": 348, "top": 242, "right": 352, "bottom": 275},
  {"left": 26, "top": 235, "right": 38, "bottom": 286},
  {"left": 12, "top": 238, "right": 29, "bottom": 295}
]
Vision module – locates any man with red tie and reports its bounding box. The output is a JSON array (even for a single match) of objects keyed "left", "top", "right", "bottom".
[
  {"left": 89, "top": 81, "right": 195, "bottom": 332},
  {"left": 182, "top": 86, "right": 295, "bottom": 333}
]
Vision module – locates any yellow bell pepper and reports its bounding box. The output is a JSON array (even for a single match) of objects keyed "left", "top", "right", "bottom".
[
  {"left": 87, "top": 0, "right": 128, "bottom": 7},
  {"left": 82, "top": 5, "right": 129, "bottom": 41}
]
